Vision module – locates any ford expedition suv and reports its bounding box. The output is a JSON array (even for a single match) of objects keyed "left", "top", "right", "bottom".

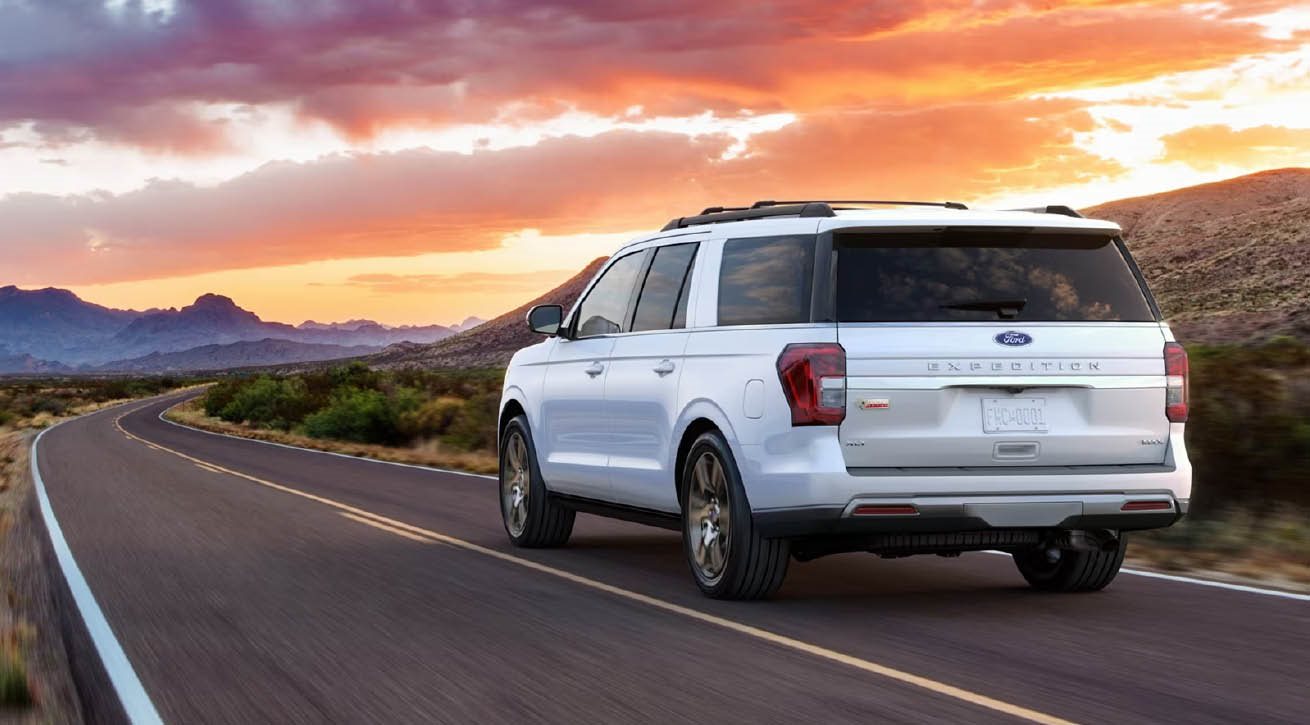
[{"left": 498, "top": 201, "right": 1191, "bottom": 600}]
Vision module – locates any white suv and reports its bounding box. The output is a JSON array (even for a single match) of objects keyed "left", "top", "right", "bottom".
[{"left": 498, "top": 201, "right": 1191, "bottom": 600}]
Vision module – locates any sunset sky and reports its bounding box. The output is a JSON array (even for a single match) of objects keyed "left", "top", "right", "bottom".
[{"left": 3, "top": 0, "right": 1309, "bottom": 326}]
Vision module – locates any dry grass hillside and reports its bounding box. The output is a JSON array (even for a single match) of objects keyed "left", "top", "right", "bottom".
[
  {"left": 1085, "top": 168, "right": 1310, "bottom": 344},
  {"left": 370, "top": 257, "right": 607, "bottom": 369}
]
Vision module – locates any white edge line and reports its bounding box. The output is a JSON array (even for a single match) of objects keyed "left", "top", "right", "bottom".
[
  {"left": 155, "top": 397, "right": 497, "bottom": 480},
  {"left": 980, "top": 551, "right": 1310, "bottom": 602},
  {"left": 154, "top": 394, "right": 1309, "bottom": 602},
  {"left": 31, "top": 414, "right": 166, "bottom": 725}
]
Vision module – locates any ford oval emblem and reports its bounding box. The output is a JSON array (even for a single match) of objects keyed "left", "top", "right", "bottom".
[{"left": 995, "top": 331, "right": 1033, "bottom": 347}]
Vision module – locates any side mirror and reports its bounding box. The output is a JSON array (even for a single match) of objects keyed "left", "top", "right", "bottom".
[{"left": 527, "top": 304, "right": 564, "bottom": 336}]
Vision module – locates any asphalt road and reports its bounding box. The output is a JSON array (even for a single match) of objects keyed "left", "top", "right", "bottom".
[{"left": 34, "top": 392, "right": 1310, "bottom": 723}]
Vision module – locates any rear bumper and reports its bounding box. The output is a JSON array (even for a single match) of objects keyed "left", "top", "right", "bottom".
[
  {"left": 738, "top": 425, "right": 1192, "bottom": 537},
  {"left": 755, "top": 492, "right": 1186, "bottom": 538}
]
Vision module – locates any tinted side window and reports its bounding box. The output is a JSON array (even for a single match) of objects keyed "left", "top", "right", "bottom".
[
  {"left": 718, "top": 236, "right": 815, "bottom": 326},
  {"left": 632, "top": 243, "right": 698, "bottom": 332},
  {"left": 835, "top": 232, "right": 1155, "bottom": 322},
  {"left": 574, "top": 251, "right": 646, "bottom": 338}
]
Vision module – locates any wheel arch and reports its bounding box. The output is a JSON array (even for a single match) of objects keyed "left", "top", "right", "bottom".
[
  {"left": 498, "top": 392, "right": 528, "bottom": 454},
  {"left": 671, "top": 400, "right": 741, "bottom": 510}
]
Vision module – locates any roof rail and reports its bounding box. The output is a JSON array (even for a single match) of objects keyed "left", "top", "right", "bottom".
[
  {"left": 661, "top": 199, "right": 972, "bottom": 231},
  {"left": 1009, "top": 205, "right": 1083, "bottom": 218},
  {"left": 661, "top": 203, "right": 836, "bottom": 231},
  {"left": 752, "top": 199, "right": 968, "bottom": 210}
]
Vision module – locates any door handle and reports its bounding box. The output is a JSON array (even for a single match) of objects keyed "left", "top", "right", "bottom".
[
  {"left": 584, "top": 362, "right": 605, "bottom": 377},
  {"left": 653, "top": 359, "right": 676, "bottom": 376}
]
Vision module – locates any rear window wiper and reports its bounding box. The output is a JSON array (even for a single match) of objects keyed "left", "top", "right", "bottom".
[{"left": 940, "top": 298, "right": 1027, "bottom": 319}]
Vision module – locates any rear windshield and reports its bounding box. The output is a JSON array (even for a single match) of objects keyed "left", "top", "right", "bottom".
[{"left": 835, "top": 231, "right": 1155, "bottom": 323}]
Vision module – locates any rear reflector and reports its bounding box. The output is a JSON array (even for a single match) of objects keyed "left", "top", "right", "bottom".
[
  {"left": 1121, "top": 500, "right": 1172, "bottom": 512},
  {"left": 852, "top": 504, "right": 919, "bottom": 516}
]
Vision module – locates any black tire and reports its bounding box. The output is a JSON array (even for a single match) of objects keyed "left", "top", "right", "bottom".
[
  {"left": 680, "top": 431, "right": 789, "bottom": 600},
  {"left": 499, "top": 415, "right": 574, "bottom": 548},
  {"left": 1013, "top": 535, "right": 1127, "bottom": 592}
]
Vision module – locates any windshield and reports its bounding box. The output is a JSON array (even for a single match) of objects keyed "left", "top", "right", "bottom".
[{"left": 835, "top": 231, "right": 1155, "bottom": 323}]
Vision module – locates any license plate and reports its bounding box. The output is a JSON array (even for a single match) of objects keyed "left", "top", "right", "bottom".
[{"left": 982, "top": 398, "right": 1048, "bottom": 433}]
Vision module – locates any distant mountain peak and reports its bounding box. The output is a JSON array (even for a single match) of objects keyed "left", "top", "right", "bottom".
[
  {"left": 297, "top": 318, "right": 384, "bottom": 331},
  {"left": 188, "top": 293, "right": 241, "bottom": 310}
]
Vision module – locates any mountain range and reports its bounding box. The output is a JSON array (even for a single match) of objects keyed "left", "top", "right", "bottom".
[
  {"left": 0, "top": 288, "right": 478, "bottom": 373},
  {"left": 4, "top": 168, "right": 1303, "bottom": 374}
]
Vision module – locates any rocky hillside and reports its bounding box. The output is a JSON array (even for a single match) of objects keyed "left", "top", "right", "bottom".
[
  {"left": 370, "top": 258, "right": 607, "bottom": 369},
  {"left": 1085, "top": 168, "right": 1310, "bottom": 344}
]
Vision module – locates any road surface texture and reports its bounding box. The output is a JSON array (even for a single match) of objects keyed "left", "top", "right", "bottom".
[{"left": 35, "top": 393, "right": 1309, "bottom": 723}]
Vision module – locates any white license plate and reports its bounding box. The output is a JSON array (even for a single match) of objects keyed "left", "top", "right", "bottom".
[{"left": 982, "top": 398, "right": 1048, "bottom": 433}]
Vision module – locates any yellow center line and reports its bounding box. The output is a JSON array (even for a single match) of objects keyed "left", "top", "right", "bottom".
[
  {"left": 340, "top": 512, "right": 437, "bottom": 543},
  {"left": 113, "top": 410, "right": 1075, "bottom": 725}
]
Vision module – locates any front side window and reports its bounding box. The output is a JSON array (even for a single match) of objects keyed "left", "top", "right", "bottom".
[
  {"left": 632, "top": 243, "right": 698, "bottom": 332},
  {"left": 718, "top": 235, "right": 816, "bottom": 326},
  {"left": 573, "top": 250, "right": 646, "bottom": 338}
]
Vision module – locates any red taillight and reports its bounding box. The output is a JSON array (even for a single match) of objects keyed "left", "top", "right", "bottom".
[
  {"left": 777, "top": 343, "right": 846, "bottom": 426},
  {"left": 1164, "top": 342, "right": 1188, "bottom": 423}
]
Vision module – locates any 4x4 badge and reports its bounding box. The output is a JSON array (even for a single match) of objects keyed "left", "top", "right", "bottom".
[{"left": 859, "top": 398, "right": 890, "bottom": 410}]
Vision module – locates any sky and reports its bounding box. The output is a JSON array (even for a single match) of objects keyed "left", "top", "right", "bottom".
[{"left": 2, "top": 0, "right": 1309, "bottom": 326}]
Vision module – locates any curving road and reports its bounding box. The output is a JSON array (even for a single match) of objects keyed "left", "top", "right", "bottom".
[{"left": 34, "top": 392, "right": 1309, "bottom": 723}]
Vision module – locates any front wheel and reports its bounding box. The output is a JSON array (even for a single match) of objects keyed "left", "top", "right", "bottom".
[
  {"left": 681, "top": 431, "right": 789, "bottom": 600},
  {"left": 1013, "top": 535, "right": 1127, "bottom": 592},
  {"left": 499, "top": 416, "right": 574, "bottom": 548}
]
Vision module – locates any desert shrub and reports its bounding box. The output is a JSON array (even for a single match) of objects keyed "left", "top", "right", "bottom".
[
  {"left": 0, "top": 410, "right": 11, "bottom": 427},
  {"left": 0, "top": 653, "right": 31, "bottom": 707},
  {"left": 1185, "top": 339, "right": 1310, "bottom": 513},
  {"left": 303, "top": 387, "right": 418, "bottom": 445},
  {"left": 202, "top": 379, "right": 244, "bottom": 417},
  {"left": 30, "top": 396, "right": 69, "bottom": 416},
  {"left": 398, "top": 396, "right": 466, "bottom": 439},
  {"left": 217, "top": 376, "right": 313, "bottom": 430},
  {"left": 442, "top": 391, "right": 499, "bottom": 451},
  {"left": 330, "top": 361, "right": 382, "bottom": 392}
]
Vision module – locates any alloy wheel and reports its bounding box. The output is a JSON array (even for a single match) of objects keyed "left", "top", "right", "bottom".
[
  {"left": 686, "top": 451, "right": 731, "bottom": 583},
  {"left": 502, "top": 431, "right": 530, "bottom": 536}
]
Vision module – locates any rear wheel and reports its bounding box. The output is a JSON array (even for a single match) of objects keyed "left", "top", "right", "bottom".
[
  {"left": 1013, "top": 535, "right": 1127, "bottom": 592},
  {"left": 681, "top": 431, "right": 789, "bottom": 600},
  {"left": 499, "top": 416, "right": 574, "bottom": 548}
]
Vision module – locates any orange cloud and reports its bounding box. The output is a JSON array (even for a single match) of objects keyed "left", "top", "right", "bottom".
[
  {"left": 1160, "top": 125, "right": 1310, "bottom": 170},
  {"left": 2, "top": 96, "right": 1131, "bottom": 286}
]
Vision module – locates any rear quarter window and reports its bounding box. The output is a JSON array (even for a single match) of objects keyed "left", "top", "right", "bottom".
[
  {"left": 718, "top": 235, "right": 816, "bottom": 326},
  {"left": 835, "top": 231, "right": 1155, "bottom": 323}
]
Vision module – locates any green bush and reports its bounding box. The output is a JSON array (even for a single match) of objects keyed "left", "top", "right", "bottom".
[
  {"left": 202, "top": 379, "right": 243, "bottom": 417},
  {"left": 217, "top": 376, "right": 313, "bottom": 430},
  {"left": 442, "top": 391, "right": 499, "bottom": 451},
  {"left": 303, "top": 387, "right": 415, "bottom": 445}
]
